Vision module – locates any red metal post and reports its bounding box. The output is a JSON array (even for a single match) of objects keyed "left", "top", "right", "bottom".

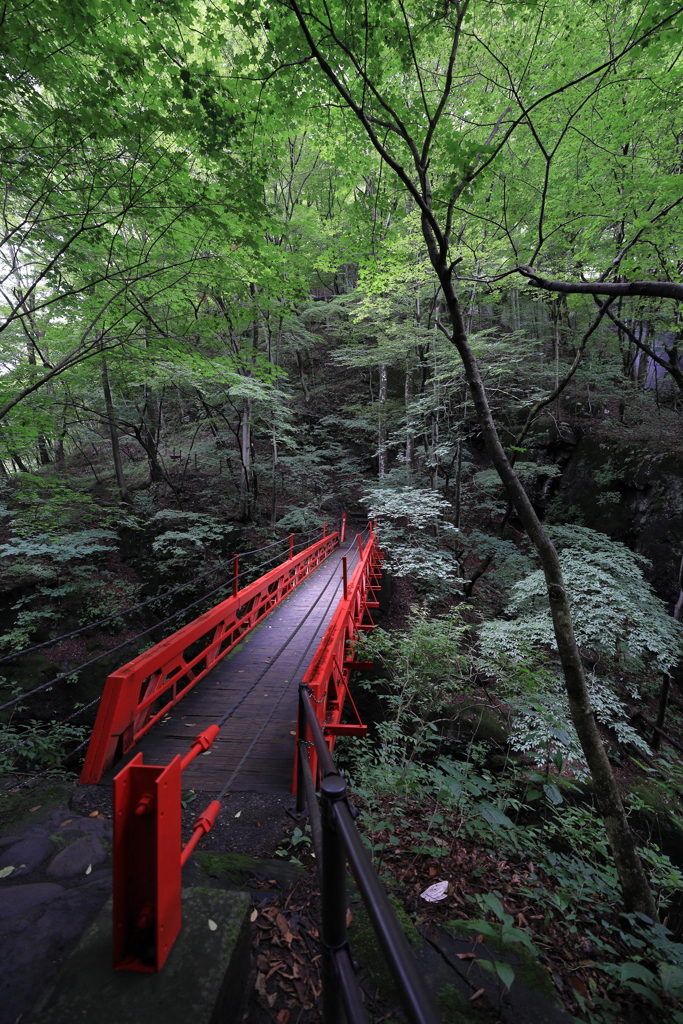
[
  {"left": 340, "top": 512, "right": 347, "bottom": 542},
  {"left": 113, "top": 728, "right": 222, "bottom": 972},
  {"left": 232, "top": 554, "right": 239, "bottom": 598},
  {"left": 113, "top": 754, "right": 182, "bottom": 972},
  {"left": 342, "top": 557, "right": 348, "bottom": 600},
  {"left": 289, "top": 533, "right": 294, "bottom": 559}
]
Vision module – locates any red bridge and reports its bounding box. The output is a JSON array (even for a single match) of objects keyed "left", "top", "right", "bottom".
[{"left": 79, "top": 518, "right": 384, "bottom": 972}]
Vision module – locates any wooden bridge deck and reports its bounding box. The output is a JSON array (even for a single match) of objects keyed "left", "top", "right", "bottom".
[{"left": 107, "top": 539, "right": 357, "bottom": 794}]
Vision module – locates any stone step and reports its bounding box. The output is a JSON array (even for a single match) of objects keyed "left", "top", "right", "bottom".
[{"left": 26, "top": 888, "right": 252, "bottom": 1024}]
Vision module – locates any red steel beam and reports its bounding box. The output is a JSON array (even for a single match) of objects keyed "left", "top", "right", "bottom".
[
  {"left": 81, "top": 530, "right": 339, "bottom": 784},
  {"left": 294, "top": 526, "right": 383, "bottom": 789}
]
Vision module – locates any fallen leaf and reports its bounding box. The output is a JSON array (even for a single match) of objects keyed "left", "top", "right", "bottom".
[
  {"left": 235, "top": 811, "right": 242, "bottom": 818},
  {"left": 346, "top": 908, "right": 353, "bottom": 928},
  {"left": 569, "top": 976, "right": 590, "bottom": 1001},
  {"left": 202, "top": 751, "right": 211, "bottom": 756},
  {"left": 85, "top": 864, "right": 92, "bottom": 875},
  {"left": 456, "top": 953, "right": 476, "bottom": 960},
  {"left": 250, "top": 909, "right": 258, "bottom": 923},
  {"left": 276, "top": 912, "right": 294, "bottom": 943},
  {"left": 289, "top": 731, "right": 296, "bottom": 736},
  {"left": 255, "top": 972, "right": 268, "bottom": 997},
  {"left": 59, "top": 820, "right": 72, "bottom": 827},
  {"left": 0, "top": 866, "right": 14, "bottom": 878},
  {"left": 89, "top": 811, "right": 99, "bottom": 818},
  {"left": 29, "top": 805, "right": 41, "bottom": 813},
  {"left": 276, "top": 1010, "right": 290, "bottom": 1024},
  {"left": 208, "top": 919, "right": 218, "bottom": 931},
  {"left": 267, "top": 993, "right": 277, "bottom": 1008},
  {"left": 469, "top": 988, "right": 485, "bottom": 1002}
]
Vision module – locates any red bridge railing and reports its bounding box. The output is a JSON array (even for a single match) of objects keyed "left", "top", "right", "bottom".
[
  {"left": 295, "top": 523, "right": 383, "bottom": 789},
  {"left": 80, "top": 528, "right": 339, "bottom": 785}
]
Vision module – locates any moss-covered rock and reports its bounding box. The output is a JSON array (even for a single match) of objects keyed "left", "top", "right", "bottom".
[
  {"left": 347, "top": 891, "right": 420, "bottom": 1001},
  {"left": 437, "top": 983, "right": 481, "bottom": 1024},
  {"left": 195, "top": 850, "right": 304, "bottom": 889},
  {"left": 0, "top": 781, "right": 71, "bottom": 834}
]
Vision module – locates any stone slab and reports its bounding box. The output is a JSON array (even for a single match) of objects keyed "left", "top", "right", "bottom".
[
  {"left": 0, "top": 882, "right": 63, "bottom": 920},
  {"left": 26, "top": 887, "right": 252, "bottom": 1024},
  {"left": 0, "top": 836, "right": 54, "bottom": 876},
  {"left": 45, "top": 836, "right": 106, "bottom": 879}
]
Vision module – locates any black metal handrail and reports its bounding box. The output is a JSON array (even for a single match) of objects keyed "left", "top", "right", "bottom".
[{"left": 296, "top": 685, "right": 441, "bottom": 1024}]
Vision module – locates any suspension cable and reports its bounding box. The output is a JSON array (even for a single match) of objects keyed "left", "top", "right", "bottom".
[
  {"left": 2, "top": 525, "right": 371, "bottom": 776},
  {"left": 0, "top": 537, "right": 314, "bottom": 715},
  {"left": 215, "top": 537, "right": 360, "bottom": 731},
  {"left": 0, "top": 530, "right": 317, "bottom": 666}
]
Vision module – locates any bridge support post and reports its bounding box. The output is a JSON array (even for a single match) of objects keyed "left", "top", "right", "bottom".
[
  {"left": 112, "top": 753, "right": 182, "bottom": 972},
  {"left": 320, "top": 774, "right": 349, "bottom": 1024}
]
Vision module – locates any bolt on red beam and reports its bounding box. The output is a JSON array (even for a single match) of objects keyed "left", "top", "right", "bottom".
[{"left": 181, "top": 800, "right": 221, "bottom": 867}]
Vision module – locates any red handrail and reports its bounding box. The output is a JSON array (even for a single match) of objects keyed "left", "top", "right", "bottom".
[
  {"left": 294, "top": 525, "right": 383, "bottom": 789},
  {"left": 81, "top": 530, "right": 339, "bottom": 784}
]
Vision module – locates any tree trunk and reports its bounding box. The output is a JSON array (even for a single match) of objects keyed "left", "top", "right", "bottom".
[
  {"left": 100, "top": 350, "right": 131, "bottom": 505},
  {"left": 378, "top": 363, "right": 387, "bottom": 478},
  {"left": 652, "top": 675, "right": 670, "bottom": 752},
  {"left": 141, "top": 385, "right": 163, "bottom": 483},
  {"left": 54, "top": 435, "right": 66, "bottom": 476},
  {"left": 427, "top": 238, "right": 656, "bottom": 918},
  {"left": 238, "top": 398, "right": 253, "bottom": 520},
  {"left": 404, "top": 363, "right": 414, "bottom": 475}
]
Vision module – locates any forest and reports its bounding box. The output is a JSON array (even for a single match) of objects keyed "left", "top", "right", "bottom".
[{"left": 1, "top": 1, "right": 683, "bottom": 1021}]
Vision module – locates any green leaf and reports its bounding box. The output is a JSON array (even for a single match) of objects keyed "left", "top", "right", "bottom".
[
  {"left": 477, "top": 804, "right": 515, "bottom": 829},
  {"left": 543, "top": 783, "right": 563, "bottom": 806},
  {"left": 494, "top": 961, "right": 515, "bottom": 991}
]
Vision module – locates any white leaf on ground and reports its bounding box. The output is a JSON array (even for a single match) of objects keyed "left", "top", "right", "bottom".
[
  {"left": 0, "top": 866, "right": 14, "bottom": 878},
  {"left": 235, "top": 811, "right": 241, "bottom": 818},
  {"left": 85, "top": 864, "right": 92, "bottom": 875},
  {"left": 208, "top": 919, "right": 218, "bottom": 931},
  {"left": 420, "top": 880, "right": 449, "bottom": 902}
]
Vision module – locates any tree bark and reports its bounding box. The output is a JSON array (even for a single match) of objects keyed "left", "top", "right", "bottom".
[
  {"left": 100, "top": 349, "right": 131, "bottom": 505},
  {"left": 141, "top": 385, "right": 163, "bottom": 483},
  {"left": 378, "top": 363, "right": 387, "bottom": 478},
  {"left": 238, "top": 398, "right": 253, "bottom": 520},
  {"left": 404, "top": 362, "right": 414, "bottom": 475}
]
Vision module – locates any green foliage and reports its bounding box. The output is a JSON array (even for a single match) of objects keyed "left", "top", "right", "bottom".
[
  {"left": 362, "top": 486, "right": 456, "bottom": 531},
  {"left": 0, "top": 530, "right": 117, "bottom": 563},
  {"left": 0, "top": 718, "right": 88, "bottom": 772},
  {"left": 147, "top": 512, "right": 236, "bottom": 573},
  {"left": 479, "top": 525, "right": 683, "bottom": 674}
]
